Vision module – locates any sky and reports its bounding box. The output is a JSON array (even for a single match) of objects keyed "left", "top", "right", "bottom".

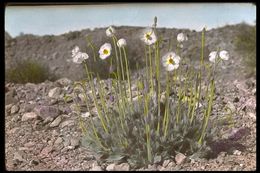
[{"left": 5, "top": 3, "right": 256, "bottom": 37}]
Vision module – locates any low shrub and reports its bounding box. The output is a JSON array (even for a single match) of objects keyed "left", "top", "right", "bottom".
[{"left": 6, "top": 59, "right": 56, "bottom": 83}]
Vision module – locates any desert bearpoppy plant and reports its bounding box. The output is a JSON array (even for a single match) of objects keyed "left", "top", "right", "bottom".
[{"left": 67, "top": 17, "right": 233, "bottom": 169}]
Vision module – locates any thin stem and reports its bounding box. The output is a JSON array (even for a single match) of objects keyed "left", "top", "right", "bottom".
[
  {"left": 148, "top": 45, "right": 154, "bottom": 93},
  {"left": 123, "top": 47, "right": 133, "bottom": 104}
]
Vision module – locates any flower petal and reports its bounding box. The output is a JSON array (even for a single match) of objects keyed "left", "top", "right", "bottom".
[
  {"left": 219, "top": 50, "right": 229, "bottom": 60},
  {"left": 209, "top": 51, "right": 217, "bottom": 63}
]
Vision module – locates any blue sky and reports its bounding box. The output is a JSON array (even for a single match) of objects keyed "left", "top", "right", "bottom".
[{"left": 5, "top": 3, "right": 256, "bottom": 37}]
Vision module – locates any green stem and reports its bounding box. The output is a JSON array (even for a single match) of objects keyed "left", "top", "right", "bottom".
[
  {"left": 123, "top": 47, "right": 133, "bottom": 104},
  {"left": 83, "top": 63, "right": 108, "bottom": 133},
  {"left": 148, "top": 45, "right": 154, "bottom": 93}
]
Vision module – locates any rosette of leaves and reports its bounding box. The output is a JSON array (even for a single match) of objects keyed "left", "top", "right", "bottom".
[{"left": 81, "top": 93, "right": 217, "bottom": 168}]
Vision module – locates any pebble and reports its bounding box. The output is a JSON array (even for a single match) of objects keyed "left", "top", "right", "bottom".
[
  {"left": 233, "top": 150, "right": 242, "bottom": 156},
  {"left": 49, "top": 116, "right": 62, "bottom": 127},
  {"left": 34, "top": 105, "right": 60, "bottom": 119},
  {"left": 40, "top": 146, "right": 53, "bottom": 156},
  {"left": 91, "top": 166, "right": 103, "bottom": 171},
  {"left": 63, "top": 138, "right": 71, "bottom": 147},
  {"left": 22, "top": 112, "right": 38, "bottom": 121},
  {"left": 70, "top": 138, "right": 80, "bottom": 148},
  {"left": 60, "top": 120, "right": 74, "bottom": 128},
  {"left": 56, "top": 78, "right": 72, "bottom": 86},
  {"left": 29, "top": 159, "right": 39, "bottom": 166},
  {"left": 43, "top": 117, "right": 54, "bottom": 125},
  {"left": 106, "top": 163, "right": 116, "bottom": 171},
  {"left": 11, "top": 105, "right": 19, "bottom": 114},
  {"left": 114, "top": 163, "right": 130, "bottom": 171},
  {"left": 81, "top": 112, "right": 91, "bottom": 118},
  {"left": 175, "top": 153, "right": 187, "bottom": 165},
  {"left": 24, "top": 141, "right": 35, "bottom": 148},
  {"left": 5, "top": 104, "right": 13, "bottom": 112},
  {"left": 162, "top": 159, "right": 171, "bottom": 167},
  {"left": 247, "top": 112, "right": 256, "bottom": 121},
  {"left": 54, "top": 137, "right": 63, "bottom": 145},
  {"left": 233, "top": 97, "right": 240, "bottom": 103},
  {"left": 48, "top": 87, "right": 61, "bottom": 98},
  {"left": 13, "top": 151, "right": 26, "bottom": 162}
]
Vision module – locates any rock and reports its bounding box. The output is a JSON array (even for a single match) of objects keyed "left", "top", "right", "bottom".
[
  {"left": 11, "top": 105, "right": 19, "bottom": 114},
  {"left": 60, "top": 120, "right": 74, "bottom": 128},
  {"left": 48, "top": 87, "right": 61, "bottom": 98},
  {"left": 91, "top": 166, "right": 103, "bottom": 171},
  {"left": 5, "top": 104, "right": 13, "bottom": 112},
  {"left": 54, "top": 137, "right": 63, "bottom": 145},
  {"left": 227, "top": 102, "right": 236, "bottom": 113},
  {"left": 29, "top": 159, "right": 39, "bottom": 166},
  {"left": 34, "top": 105, "right": 60, "bottom": 119},
  {"left": 114, "top": 163, "right": 130, "bottom": 171},
  {"left": 175, "top": 153, "right": 187, "bottom": 165},
  {"left": 252, "top": 88, "right": 256, "bottom": 95},
  {"left": 25, "top": 91, "right": 37, "bottom": 101},
  {"left": 22, "top": 112, "right": 38, "bottom": 121},
  {"left": 40, "top": 146, "right": 53, "bottom": 156},
  {"left": 70, "top": 138, "right": 80, "bottom": 148},
  {"left": 42, "top": 117, "right": 54, "bottom": 126},
  {"left": 49, "top": 116, "right": 62, "bottom": 127},
  {"left": 24, "top": 104, "right": 36, "bottom": 112},
  {"left": 5, "top": 89, "right": 18, "bottom": 105},
  {"left": 147, "top": 164, "right": 157, "bottom": 170},
  {"left": 81, "top": 112, "right": 91, "bottom": 118},
  {"left": 247, "top": 112, "right": 256, "bottom": 121},
  {"left": 233, "top": 150, "right": 242, "bottom": 156},
  {"left": 24, "top": 141, "right": 35, "bottom": 148},
  {"left": 56, "top": 78, "right": 72, "bottom": 86},
  {"left": 8, "top": 127, "right": 20, "bottom": 134},
  {"left": 106, "top": 163, "right": 116, "bottom": 171},
  {"left": 233, "top": 97, "right": 239, "bottom": 103},
  {"left": 50, "top": 99, "right": 58, "bottom": 105},
  {"left": 63, "top": 137, "right": 71, "bottom": 147},
  {"left": 162, "top": 159, "right": 171, "bottom": 167},
  {"left": 13, "top": 151, "right": 26, "bottom": 162}
]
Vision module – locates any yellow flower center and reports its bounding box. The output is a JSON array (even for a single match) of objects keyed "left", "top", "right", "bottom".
[
  {"left": 167, "top": 57, "right": 175, "bottom": 65},
  {"left": 103, "top": 49, "right": 109, "bottom": 55},
  {"left": 145, "top": 32, "right": 152, "bottom": 41}
]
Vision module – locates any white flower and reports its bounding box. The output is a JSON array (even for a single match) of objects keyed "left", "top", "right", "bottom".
[
  {"left": 177, "top": 33, "right": 188, "bottom": 42},
  {"left": 209, "top": 50, "right": 229, "bottom": 63},
  {"left": 117, "top": 38, "right": 127, "bottom": 48},
  {"left": 71, "top": 46, "right": 89, "bottom": 64},
  {"left": 141, "top": 28, "right": 157, "bottom": 45},
  {"left": 72, "top": 46, "right": 79, "bottom": 57},
  {"left": 106, "top": 26, "right": 115, "bottom": 37},
  {"left": 99, "top": 43, "right": 112, "bottom": 59},
  {"left": 219, "top": 50, "right": 229, "bottom": 61},
  {"left": 209, "top": 51, "right": 218, "bottom": 63},
  {"left": 162, "top": 52, "right": 181, "bottom": 71}
]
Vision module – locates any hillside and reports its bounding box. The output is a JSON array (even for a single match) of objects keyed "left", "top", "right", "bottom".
[{"left": 5, "top": 23, "right": 254, "bottom": 81}]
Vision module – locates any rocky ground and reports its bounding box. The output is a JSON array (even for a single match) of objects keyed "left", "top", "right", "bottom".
[{"left": 5, "top": 73, "right": 256, "bottom": 171}]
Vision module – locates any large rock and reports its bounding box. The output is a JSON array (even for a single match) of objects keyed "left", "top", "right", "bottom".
[{"left": 34, "top": 105, "right": 60, "bottom": 119}]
